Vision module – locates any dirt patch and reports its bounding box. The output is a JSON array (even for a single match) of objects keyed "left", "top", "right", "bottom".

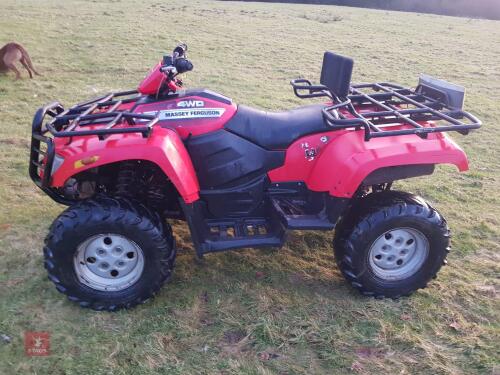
[
  {"left": 219, "top": 329, "right": 252, "bottom": 356},
  {"left": 0, "top": 138, "right": 30, "bottom": 148}
]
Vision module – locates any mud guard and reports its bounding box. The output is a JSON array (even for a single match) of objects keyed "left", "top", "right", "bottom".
[
  {"left": 51, "top": 127, "right": 200, "bottom": 203},
  {"left": 309, "top": 132, "right": 468, "bottom": 197},
  {"left": 269, "top": 130, "right": 468, "bottom": 198}
]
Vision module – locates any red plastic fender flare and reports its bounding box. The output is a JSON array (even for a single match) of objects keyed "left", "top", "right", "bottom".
[
  {"left": 269, "top": 130, "right": 468, "bottom": 198},
  {"left": 308, "top": 132, "right": 468, "bottom": 197},
  {"left": 51, "top": 127, "right": 200, "bottom": 203}
]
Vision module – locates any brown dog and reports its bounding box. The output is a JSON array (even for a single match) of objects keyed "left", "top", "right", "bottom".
[{"left": 0, "top": 42, "right": 40, "bottom": 79}]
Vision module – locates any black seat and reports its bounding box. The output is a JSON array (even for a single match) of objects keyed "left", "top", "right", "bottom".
[{"left": 224, "top": 103, "right": 328, "bottom": 150}]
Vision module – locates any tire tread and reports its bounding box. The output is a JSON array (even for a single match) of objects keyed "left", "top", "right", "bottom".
[
  {"left": 334, "top": 191, "right": 450, "bottom": 299},
  {"left": 44, "top": 195, "right": 176, "bottom": 311}
]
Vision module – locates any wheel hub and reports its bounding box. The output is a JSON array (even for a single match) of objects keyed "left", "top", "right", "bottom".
[
  {"left": 368, "top": 227, "right": 429, "bottom": 281},
  {"left": 74, "top": 234, "right": 145, "bottom": 291}
]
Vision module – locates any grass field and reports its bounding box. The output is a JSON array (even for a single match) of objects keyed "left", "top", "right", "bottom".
[{"left": 0, "top": 0, "right": 499, "bottom": 374}]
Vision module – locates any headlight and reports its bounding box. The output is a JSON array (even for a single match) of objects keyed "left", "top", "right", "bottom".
[{"left": 51, "top": 154, "right": 64, "bottom": 176}]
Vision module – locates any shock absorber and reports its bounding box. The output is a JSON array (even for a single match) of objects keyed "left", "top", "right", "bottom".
[
  {"left": 115, "top": 161, "right": 138, "bottom": 197},
  {"left": 147, "top": 179, "right": 166, "bottom": 204}
]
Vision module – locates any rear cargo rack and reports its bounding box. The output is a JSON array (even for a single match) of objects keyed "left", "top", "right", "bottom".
[{"left": 321, "top": 82, "right": 482, "bottom": 141}]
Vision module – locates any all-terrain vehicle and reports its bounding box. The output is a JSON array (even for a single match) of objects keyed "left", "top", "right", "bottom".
[{"left": 30, "top": 44, "right": 481, "bottom": 311}]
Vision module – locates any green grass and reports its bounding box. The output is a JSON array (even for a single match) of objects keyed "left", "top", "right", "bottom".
[{"left": 0, "top": 1, "right": 499, "bottom": 374}]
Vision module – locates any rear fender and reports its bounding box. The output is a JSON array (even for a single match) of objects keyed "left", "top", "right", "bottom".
[
  {"left": 269, "top": 130, "right": 468, "bottom": 198},
  {"left": 309, "top": 131, "right": 468, "bottom": 197},
  {"left": 51, "top": 127, "right": 200, "bottom": 203}
]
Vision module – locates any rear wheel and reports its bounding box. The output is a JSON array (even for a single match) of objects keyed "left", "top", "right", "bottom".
[
  {"left": 333, "top": 191, "right": 450, "bottom": 298},
  {"left": 44, "top": 196, "right": 176, "bottom": 311}
]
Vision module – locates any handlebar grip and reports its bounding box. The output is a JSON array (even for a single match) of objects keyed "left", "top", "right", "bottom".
[{"left": 175, "top": 58, "right": 193, "bottom": 74}]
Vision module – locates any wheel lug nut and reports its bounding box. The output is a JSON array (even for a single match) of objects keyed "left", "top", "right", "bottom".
[{"left": 112, "top": 247, "right": 124, "bottom": 256}]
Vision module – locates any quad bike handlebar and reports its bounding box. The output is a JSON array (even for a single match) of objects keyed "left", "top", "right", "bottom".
[
  {"left": 153, "top": 43, "right": 194, "bottom": 93},
  {"left": 160, "top": 43, "right": 193, "bottom": 76},
  {"left": 137, "top": 44, "right": 194, "bottom": 96}
]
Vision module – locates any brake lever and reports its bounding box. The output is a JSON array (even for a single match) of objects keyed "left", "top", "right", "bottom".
[{"left": 160, "top": 65, "right": 178, "bottom": 75}]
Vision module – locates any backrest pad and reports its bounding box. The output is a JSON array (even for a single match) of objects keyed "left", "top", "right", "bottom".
[{"left": 320, "top": 51, "right": 354, "bottom": 98}]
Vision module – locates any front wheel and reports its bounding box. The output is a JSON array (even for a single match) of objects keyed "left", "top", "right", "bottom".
[
  {"left": 333, "top": 191, "right": 450, "bottom": 298},
  {"left": 43, "top": 196, "right": 176, "bottom": 311}
]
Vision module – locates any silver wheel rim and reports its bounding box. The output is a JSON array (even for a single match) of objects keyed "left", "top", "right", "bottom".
[
  {"left": 73, "top": 234, "right": 145, "bottom": 291},
  {"left": 368, "top": 227, "right": 429, "bottom": 281}
]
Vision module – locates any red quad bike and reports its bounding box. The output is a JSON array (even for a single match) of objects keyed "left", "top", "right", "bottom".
[{"left": 30, "top": 44, "right": 481, "bottom": 311}]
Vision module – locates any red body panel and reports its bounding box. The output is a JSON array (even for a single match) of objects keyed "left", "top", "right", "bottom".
[
  {"left": 137, "top": 62, "right": 183, "bottom": 95},
  {"left": 134, "top": 96, "right": 237, "bottom": 138},
  {"left": 50, "top": 102, "right": 468, "bottom": 203},
  {"left": 49, "top": 63, "right": 469, "bottom": 204},
  {"left": 49, "top": 86, "right": 235, "bottom": 203},
  {"left": 268, "top": 127, "right": 468, "bottom": 198},
  {"left": 138, "top": 62, "right": 165, "bottom": 96},
  {"left": 52, "top": 127, "right": 200, "bottom": 203}
]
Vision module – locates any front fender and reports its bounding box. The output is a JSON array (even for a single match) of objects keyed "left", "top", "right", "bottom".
[
  {"left": 51, "top": 127, "right": 200, "bottom": 203},
  {"left": 307, "top": 131, "right": 468, "bottom": 198}
]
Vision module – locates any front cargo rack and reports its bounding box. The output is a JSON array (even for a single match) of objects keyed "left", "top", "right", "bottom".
[
  {"left": 30, "top": 90, "right": 157, "bottom": 197},
  {"left": 44, "top": 90, "right": 158, "bottom": 140}
]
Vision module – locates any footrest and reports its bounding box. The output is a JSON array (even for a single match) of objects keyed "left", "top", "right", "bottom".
[
  {"left": 201, "top": 217, "right": 285, "bottom": 254},
  {"left": 271, "top": 198, "right": 334, "bottom": 230},
  {"left": 181, "top": 200, "right": 286, "bottom": 257}
]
